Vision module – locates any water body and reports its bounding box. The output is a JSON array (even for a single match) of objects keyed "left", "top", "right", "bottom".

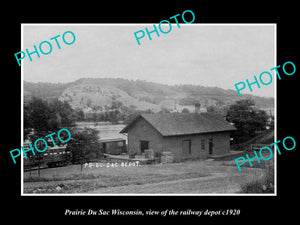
[{"left": 75, "top": 122, "right": 127, "bottom": 141}]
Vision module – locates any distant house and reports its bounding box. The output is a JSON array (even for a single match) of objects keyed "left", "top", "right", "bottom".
[{"left": 120, "top": 111, "right": 236, "bottom": 161}]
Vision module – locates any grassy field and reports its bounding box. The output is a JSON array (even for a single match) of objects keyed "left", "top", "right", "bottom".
[{"left": 23, "top": 156, "right": 272, "bottom": 194}]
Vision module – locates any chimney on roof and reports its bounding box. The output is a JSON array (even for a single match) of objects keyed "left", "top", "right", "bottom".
[{"left": 195, "top": 101, "right": 201, "bottom": 114}]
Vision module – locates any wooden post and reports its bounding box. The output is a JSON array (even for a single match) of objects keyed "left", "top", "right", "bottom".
[{"left": 38, "top": 162, "right": 41, "bottom": 177}]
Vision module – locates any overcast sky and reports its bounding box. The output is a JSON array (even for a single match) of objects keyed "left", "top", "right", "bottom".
[{"left": 22, "top": 24, "right": 275, "bottom": 97}]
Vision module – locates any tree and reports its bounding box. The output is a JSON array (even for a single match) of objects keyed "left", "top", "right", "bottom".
[
  {"left": 86, "top": 98, "right": 92, "bottom": 108},
  {"left": 24, "top": 102, "right": 33, "bottom": 140},
  {"left": 206, "top": 105, "right": 217, "bottom": 113},
  {"left": 107, "top": 110, "right": 120, "bottom": 124},
  {"left": 226, "top": 99, "right": 269, "bottom": 143},
  {"left": 207, "top": 105, "right": 228, "bottom": 116},
  {"left": 24, "top": 98, "right": 52, "bottom": 141},
  {"left": 181, "top": 108, "right": 190, "bottom": 113},
  {"left": 74, "top": 107, "right": 85, "bottom": 121},
  {"left": 24, "top": 97, "right": 76, "bottom": 142},
  {"left": 23, "top": 97, "right": 76, "bottom": 173},
  {"left": 111, "top": 100, "right": 123, "bottom": 110},
  {"left": 66, "top": 128, "right": 102, "bottom": 171},
  {"left": 124, "top": 111, "right": 139, "bottom": 124},
  {"left": 159, "top": 107, "right": 171, "bottom": 114},
  {"left": 48, "top": 98, "right": 76, "bottom": 128}
]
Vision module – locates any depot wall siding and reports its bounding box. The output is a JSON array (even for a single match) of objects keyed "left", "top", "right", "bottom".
[
  {"left": 163, "top": 132, "right": 231, "bottom": 161},
  {"left": 126, "top": 117, "right": 231, "bottom": 160},
  {"left": 127, "top": 118, "right": 164, "bottom": 155},
  {"left": 209, "top": 132, "right": 231, "bottom": 156}
]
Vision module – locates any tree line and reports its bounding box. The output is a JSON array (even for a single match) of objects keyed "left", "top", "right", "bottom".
[
  {"left": 24, "top": 97, "right": 102, "bottom": 167},
  {"left": 24, "top": 97, "right": 273, "bottom": 154}
]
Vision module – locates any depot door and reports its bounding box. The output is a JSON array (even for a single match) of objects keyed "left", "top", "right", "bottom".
[
  {"left": 209, "top": 138, "right": 213, "bottom": 155},
  {"left": 140, "top": 140, "right": 149, "bottom": 154},
  {"left": 182, "top": 140, "right": 191, "bottom": 156}
]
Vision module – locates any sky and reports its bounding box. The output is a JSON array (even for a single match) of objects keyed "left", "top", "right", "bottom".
[{"left": 22, "top": 24, "right": 275, "bottom": 97}]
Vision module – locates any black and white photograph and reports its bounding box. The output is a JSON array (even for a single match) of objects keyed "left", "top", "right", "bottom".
[
  {"left": 21, "top": 24, "right": 276, "bottom": 195},
  {"left": 4, "top": 4, "right": 298, "bottom": 223}
]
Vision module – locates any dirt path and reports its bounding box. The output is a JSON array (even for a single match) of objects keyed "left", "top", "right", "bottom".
[
  {"left": 88, "top": 171, "right": 258, "bottom": 194},
  {"left": 23, "top": 160, "right": 265, "bottom": 194}
]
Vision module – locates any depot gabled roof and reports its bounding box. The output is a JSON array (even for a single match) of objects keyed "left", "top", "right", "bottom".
[{"left": 120, "top": 113, "right": 236, "bottom": 137}]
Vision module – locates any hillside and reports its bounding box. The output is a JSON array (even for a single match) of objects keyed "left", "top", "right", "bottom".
[{"left": 24, "top": 78, "right": 274, "bottom": 113}]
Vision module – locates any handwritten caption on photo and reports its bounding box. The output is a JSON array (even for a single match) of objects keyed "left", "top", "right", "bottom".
[{"left": 84, "top": 161, "right": 141, "bottom": 169}]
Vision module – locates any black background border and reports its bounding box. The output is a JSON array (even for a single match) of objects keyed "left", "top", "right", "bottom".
[{"left": 3, "top": 3, "right": 297, "bottom": 224}]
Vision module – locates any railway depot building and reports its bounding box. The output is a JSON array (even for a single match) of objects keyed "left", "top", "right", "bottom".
[{"left": 120, "top": 112, "right": 236, "bottom": 161}]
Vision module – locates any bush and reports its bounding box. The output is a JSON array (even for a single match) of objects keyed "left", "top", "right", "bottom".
[
  {"left": 66, "top": 128, "right": 103, "bottom": 165},
  {"left": 240, "top": 164, "right": 274, "bottom": 193},
  {"left": 227, "top": 99, "right": 269, "bottom": 144}
]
